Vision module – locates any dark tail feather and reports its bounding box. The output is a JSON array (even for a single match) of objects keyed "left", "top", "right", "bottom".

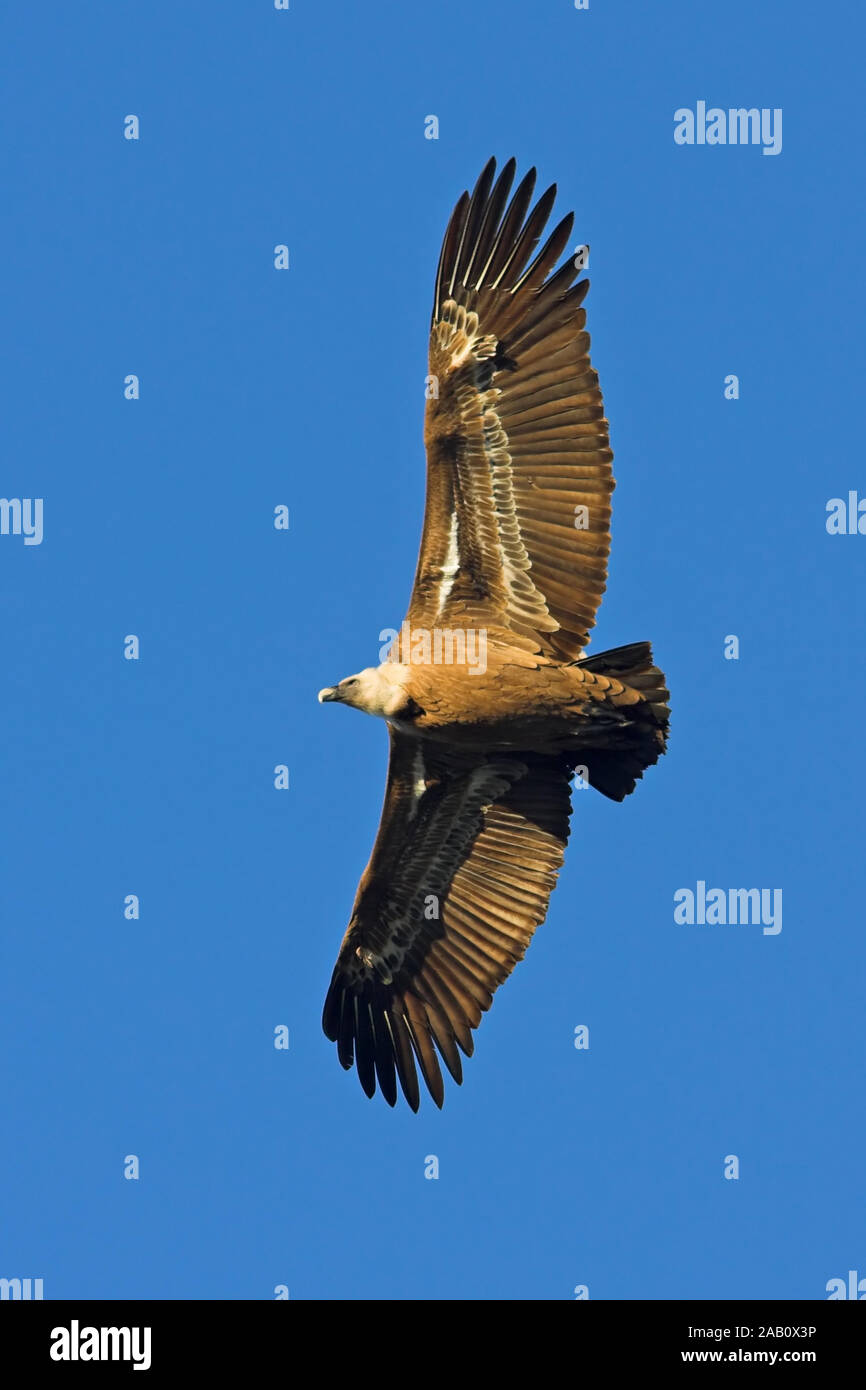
[{"left": 576, "top": 642, "right": 670, "bottom": 802}]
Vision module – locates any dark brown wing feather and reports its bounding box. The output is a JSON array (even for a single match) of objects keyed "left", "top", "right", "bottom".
[
  {"left": 408, "top": 156, "right": 613, "bottom": 660},
  {"left": 322, "top": 728, "right": 573, "bottom": 1109}
]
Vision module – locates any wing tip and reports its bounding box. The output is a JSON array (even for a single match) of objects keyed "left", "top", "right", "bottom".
[
  {"left": 433, "top": 157, "right": 579, "bottom": 315},
  {"left": 324, "top": 978, "right": 453, "bottom": 1111}
]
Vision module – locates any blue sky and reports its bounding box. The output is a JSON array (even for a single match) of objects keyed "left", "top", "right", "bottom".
[{"left": 1, "top": 0, "right": 863, "bottom": 1300}]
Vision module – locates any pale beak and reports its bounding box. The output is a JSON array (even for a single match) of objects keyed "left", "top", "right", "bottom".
[{"left": 318, "top": 686, "right": 340, "bottom": 703}]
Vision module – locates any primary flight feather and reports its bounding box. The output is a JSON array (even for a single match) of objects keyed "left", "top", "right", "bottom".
[{"left": 318, "top": 157, "right": 669, "bottom": 1110}]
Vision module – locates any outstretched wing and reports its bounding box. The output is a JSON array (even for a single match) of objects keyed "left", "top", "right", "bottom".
[
  {"left": 322, "top": 728, "right": 573, "bottom": 1109},
  {"left": 407, "top": 156, "right": 613, "bottom": 661}
]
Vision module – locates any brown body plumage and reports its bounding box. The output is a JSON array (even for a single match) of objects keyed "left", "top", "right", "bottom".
[{"left": 317, "top": 158, "right": 670, "bottom": 1110}]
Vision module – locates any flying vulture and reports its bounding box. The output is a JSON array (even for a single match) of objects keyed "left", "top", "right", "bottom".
[{"left": 318, "top": 157, "right": 669, "bottom": 1110}]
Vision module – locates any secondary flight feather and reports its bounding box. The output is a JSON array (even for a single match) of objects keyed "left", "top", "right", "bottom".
[{"left": 318, "top": 157, "right": 669, "bottom": 1110}]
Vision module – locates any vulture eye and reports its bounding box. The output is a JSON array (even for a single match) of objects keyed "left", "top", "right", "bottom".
[{"left": 343, "top": 678, "right": 358, "bottom": 688}]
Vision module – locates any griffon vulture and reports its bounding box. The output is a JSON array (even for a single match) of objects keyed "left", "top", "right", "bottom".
[{"left": 318, "top": 157, "right": 669, "bottom": 1110}]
